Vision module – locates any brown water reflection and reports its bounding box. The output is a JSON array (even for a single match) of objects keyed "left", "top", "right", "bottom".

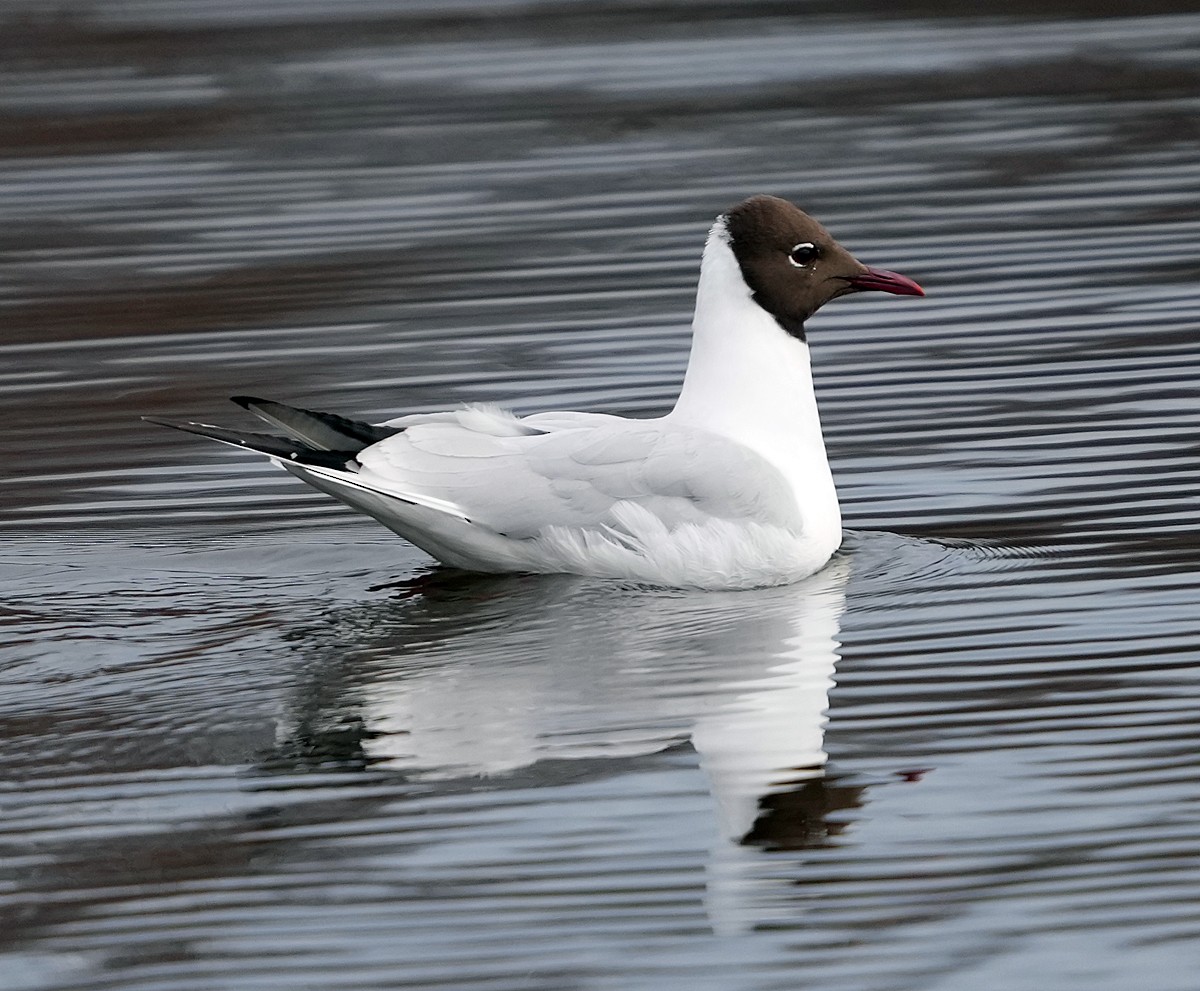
[{"left": 2, "top": 2, "right": 1200, "bottom": 990}]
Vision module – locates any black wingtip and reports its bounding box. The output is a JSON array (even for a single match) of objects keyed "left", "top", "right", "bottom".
[
  {"left": 227, "top": 395, "right": 403, "bottom": 450},
  {"left": 143, "top": 414, "right": 363, "bottom": 470}
]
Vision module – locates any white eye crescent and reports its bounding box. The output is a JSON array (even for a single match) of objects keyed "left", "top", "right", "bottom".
[{"left": 789, "top": 242, "right": 818, "bottom": 267}]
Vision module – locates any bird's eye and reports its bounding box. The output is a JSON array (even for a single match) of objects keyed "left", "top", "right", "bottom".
[{"left": 789, "top": 242, "right": 819, "bottom": 267}]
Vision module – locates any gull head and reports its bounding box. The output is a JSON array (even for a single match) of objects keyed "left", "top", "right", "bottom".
[{"left": 718, "top": 195, "right": 924, "bottom": 340}]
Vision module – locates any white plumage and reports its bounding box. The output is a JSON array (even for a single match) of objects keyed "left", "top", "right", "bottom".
[{"left": 149, "top": 197, "right": 923, "bottom": 589}]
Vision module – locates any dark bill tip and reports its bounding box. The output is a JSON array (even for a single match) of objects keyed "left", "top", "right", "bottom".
[{"left": 846, "top": 267, "right": 925, "bottom": 297}]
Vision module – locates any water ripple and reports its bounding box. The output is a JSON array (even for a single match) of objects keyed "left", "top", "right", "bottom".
[{"left": 3, "top": 4, "right": 1200, "bottom": 991}]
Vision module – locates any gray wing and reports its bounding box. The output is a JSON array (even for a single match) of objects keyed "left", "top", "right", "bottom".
[{"left": 354, "top": 418, "right": 802, "bottom": 537}]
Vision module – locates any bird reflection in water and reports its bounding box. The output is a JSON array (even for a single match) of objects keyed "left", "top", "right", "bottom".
[{"left": 269, "top": 555, "right": 868, "bottom": 929}]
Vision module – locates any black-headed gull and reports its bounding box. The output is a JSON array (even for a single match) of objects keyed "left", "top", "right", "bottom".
[{"left": 147, "top": 195, "right": 923, "bottom": 589}]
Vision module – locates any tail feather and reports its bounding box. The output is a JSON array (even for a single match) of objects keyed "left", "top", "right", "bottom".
[
  {"left": 142, "top": 416, "right": 362, "bottom": 471},
  {"left": 230, "top": 396, "right": 400, "bottom": 451},
  {"left": 144, "top": 405, "right": 476, "bottom": 529}
]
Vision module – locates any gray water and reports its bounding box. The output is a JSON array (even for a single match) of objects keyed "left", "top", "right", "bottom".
[{"left": 3, "top": 2, "right": 1200, "bottom": 989}]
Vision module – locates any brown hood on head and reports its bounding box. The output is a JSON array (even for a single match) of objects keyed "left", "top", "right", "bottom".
[{"left": 722, "top": 195, "right": 924, "bottom": 340}]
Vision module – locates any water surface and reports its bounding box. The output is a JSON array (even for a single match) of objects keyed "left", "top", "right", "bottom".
[{"left": 3, "top": 2, "right": 1200, "bottom": 989}]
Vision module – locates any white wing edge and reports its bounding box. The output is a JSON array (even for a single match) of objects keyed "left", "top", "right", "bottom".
[{"left": 270, "top": 458, "right": 473, "bottom": 524}]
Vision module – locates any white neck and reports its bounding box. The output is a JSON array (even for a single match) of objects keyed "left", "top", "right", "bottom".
[{"left": 669, "top": 223, "right": 840, "bottom": 539}]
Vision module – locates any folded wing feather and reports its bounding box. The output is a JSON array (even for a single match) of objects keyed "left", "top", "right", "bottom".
[{"left": 354, "top": 418, "right": 802, "bottom": 539}]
